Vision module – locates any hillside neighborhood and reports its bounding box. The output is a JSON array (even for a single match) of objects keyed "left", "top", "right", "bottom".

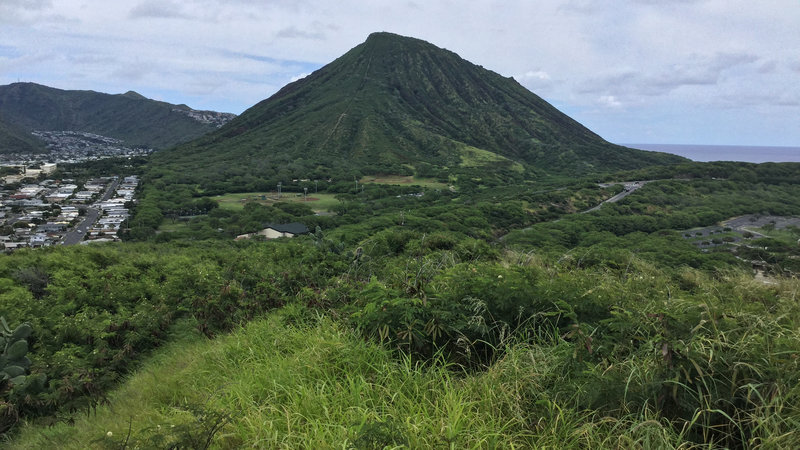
[
  {"left": 0, "top": 167, "right": 138, "bottom": 250},
  {"left": 171, "top": 108, "right": 237, "bottom": 127},
  {"left": 0, "top": 130, "right": 154, "bottom": 164}
]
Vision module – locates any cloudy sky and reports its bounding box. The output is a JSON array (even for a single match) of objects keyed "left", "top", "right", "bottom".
[{"left": 1, "top": 0, "right": 798, "bottom": 146}]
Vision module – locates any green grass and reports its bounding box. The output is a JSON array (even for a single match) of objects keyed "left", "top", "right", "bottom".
[
  {"left": 458, "top": 144, "right": 525, "bottom": 173},
  {"left": 211, "top": 192, "right": 340, "bottom": 213},
  {"left": 157, "top": 221, "right": 191, "bottom": 233},
  {"left": 751, "top": 226, "right": 800, "bottom": 244},
  {"left": 6, "top": 306, "right": 691, "bottom": 449},
  {"left": 359, "top": 175, "right": 449, "bottom": 189}
]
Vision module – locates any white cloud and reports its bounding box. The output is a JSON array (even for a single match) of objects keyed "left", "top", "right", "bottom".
[
  {"left": 516, "top": 70, "right": 553, "bottom": 90},
  {"left": 0, "top": 0, "right": 52, "bottom": 24},
  {"left": 521, "top": 71, "right": 550, "bottom": 81},
  {"left": 577, "top": 52, "right": 760, "bottom": 103},
  {"left": 757, "top": 60, "right": 777, "bottom": 74},
  {"left": 598, "top": 95, "right": 623, "bottom": 109},
  {"left": 129, "top": 0, "right": 192, "bottom": 19},
  {"left": 0, "top": 0, "right": 798, "bottom": 145},
  {"left": 275, "top": 26, "right": 325, "bottom": 40}
]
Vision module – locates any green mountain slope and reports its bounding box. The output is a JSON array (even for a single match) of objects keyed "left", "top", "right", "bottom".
[
  {"left": 0, "top": 82, "right": 235, "bottom": 151},
  {"left": 0, "top": 114, "right": 46, "bottom": 154},
  {"left": 153, "top": 32, "right": 685, "bottom": 189}
]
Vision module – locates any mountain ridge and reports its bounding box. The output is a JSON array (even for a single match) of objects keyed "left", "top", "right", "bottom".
[{"left": 0, "top": 82, "right": 236, "bottom": 152}]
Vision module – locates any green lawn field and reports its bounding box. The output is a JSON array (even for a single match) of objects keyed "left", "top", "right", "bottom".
[
  {"left": 359, "top": 175, "right": 449, "bottom": 189},
  {"left": 211, "top": 192, "right": 340, "bottom": 213}
]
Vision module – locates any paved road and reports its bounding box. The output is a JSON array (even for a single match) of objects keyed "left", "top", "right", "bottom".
[
  {"left": 62, "top": 207, "right": 100, "bottom": 245},
  {"left": 61, "top": 177, "right": 120, "bottom": 246},
  {"left": 498, "top": 180, "right": 656, "bottom": 241},
  {"left": 583, "top": 181, "right": 647, "bottom": 213},
  {"left": 100, "top": 177, "right": 121, "bottom": 202}
]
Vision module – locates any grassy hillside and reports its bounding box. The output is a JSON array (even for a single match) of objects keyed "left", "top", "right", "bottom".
[
  {"left": 7, "top": 309, "right": 688, "bottom": 449},
  {"left": 150, "top": 32, "right": 685, "bottom": 193},
  {"left": 6, "top": 249, "right": 800, "bottom": 448},
  {"left": 0, "top": 83, "right": 234, "bottom": 150}
]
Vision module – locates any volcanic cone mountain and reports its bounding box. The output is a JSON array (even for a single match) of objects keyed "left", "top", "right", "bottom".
[{"left": 155, "top": 32, "right": 684, "bottom": 189}]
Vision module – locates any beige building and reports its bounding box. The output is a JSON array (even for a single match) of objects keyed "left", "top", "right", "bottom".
[{"left": 235, "top": 223, "right": 309, "bottom": 241}]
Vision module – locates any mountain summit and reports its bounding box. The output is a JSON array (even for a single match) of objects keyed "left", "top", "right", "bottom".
[{"left": 156, "top": 32, "right": 683, "bottom": 188}]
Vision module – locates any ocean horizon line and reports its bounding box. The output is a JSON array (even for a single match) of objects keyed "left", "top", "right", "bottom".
[{"left": 621, "top": 143, "right": 800, "bottom": 164}]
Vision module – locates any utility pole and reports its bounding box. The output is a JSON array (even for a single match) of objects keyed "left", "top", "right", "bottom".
[
  {"left": 304, "top": 187, "right": 308, "bottom": 201},
  {"left": 314, "top": 180, "right": 318, "bottom": 193},
  {"left": 277, "top": 182, "right": 282, "bottom": 198}
]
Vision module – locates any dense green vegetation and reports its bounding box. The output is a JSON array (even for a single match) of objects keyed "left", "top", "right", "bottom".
[
  {"left": 0, "top": 240, "right": 343, "bottom": 431},
  {"left": 13, "top": 294, "right": 797, "bottom": 449},
  {"left": 506, "top": 175, "right": 800, "bottom": 267},
  {"left": 0, "top": 83, "right": 233, "bottom": 151},
  {"left": 3, "top": 232, "right": 800, "bottom": 447},
  {"left": 735, "top": 225, "right": 800, "bottom": 275},
  {"left": 129, "top": 174, "right": 620, "bottom": 243},
  {"left": 2, "top": 156, "right": 800, "bottom": 447},
  {"left": 148, "top": 32, "right": 684, "bottom": 194}
]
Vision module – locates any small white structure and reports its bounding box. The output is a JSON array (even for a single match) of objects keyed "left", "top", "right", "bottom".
[{"left": 235, "top": 223, "right": 309, "bottom": 241}]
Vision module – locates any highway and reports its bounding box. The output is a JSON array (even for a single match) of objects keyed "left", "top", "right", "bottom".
[
  {"left": 61, "top": 177, "right": 120, "bottom": 246},
  {"left": 582, "top": 181, "right": 647, "bottom": 213}
]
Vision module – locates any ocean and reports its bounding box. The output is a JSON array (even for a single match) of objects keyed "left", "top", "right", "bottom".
[{"left": 623, "top": 143, "right": 800, "bottom": 164}]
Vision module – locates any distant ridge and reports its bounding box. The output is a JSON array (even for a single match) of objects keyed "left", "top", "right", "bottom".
[
  {"left": 155, "top": 32, "right": 685, "bottom": 189},
  {"left": 0, "top": 82, "right": 236, "bottom": 152}
]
